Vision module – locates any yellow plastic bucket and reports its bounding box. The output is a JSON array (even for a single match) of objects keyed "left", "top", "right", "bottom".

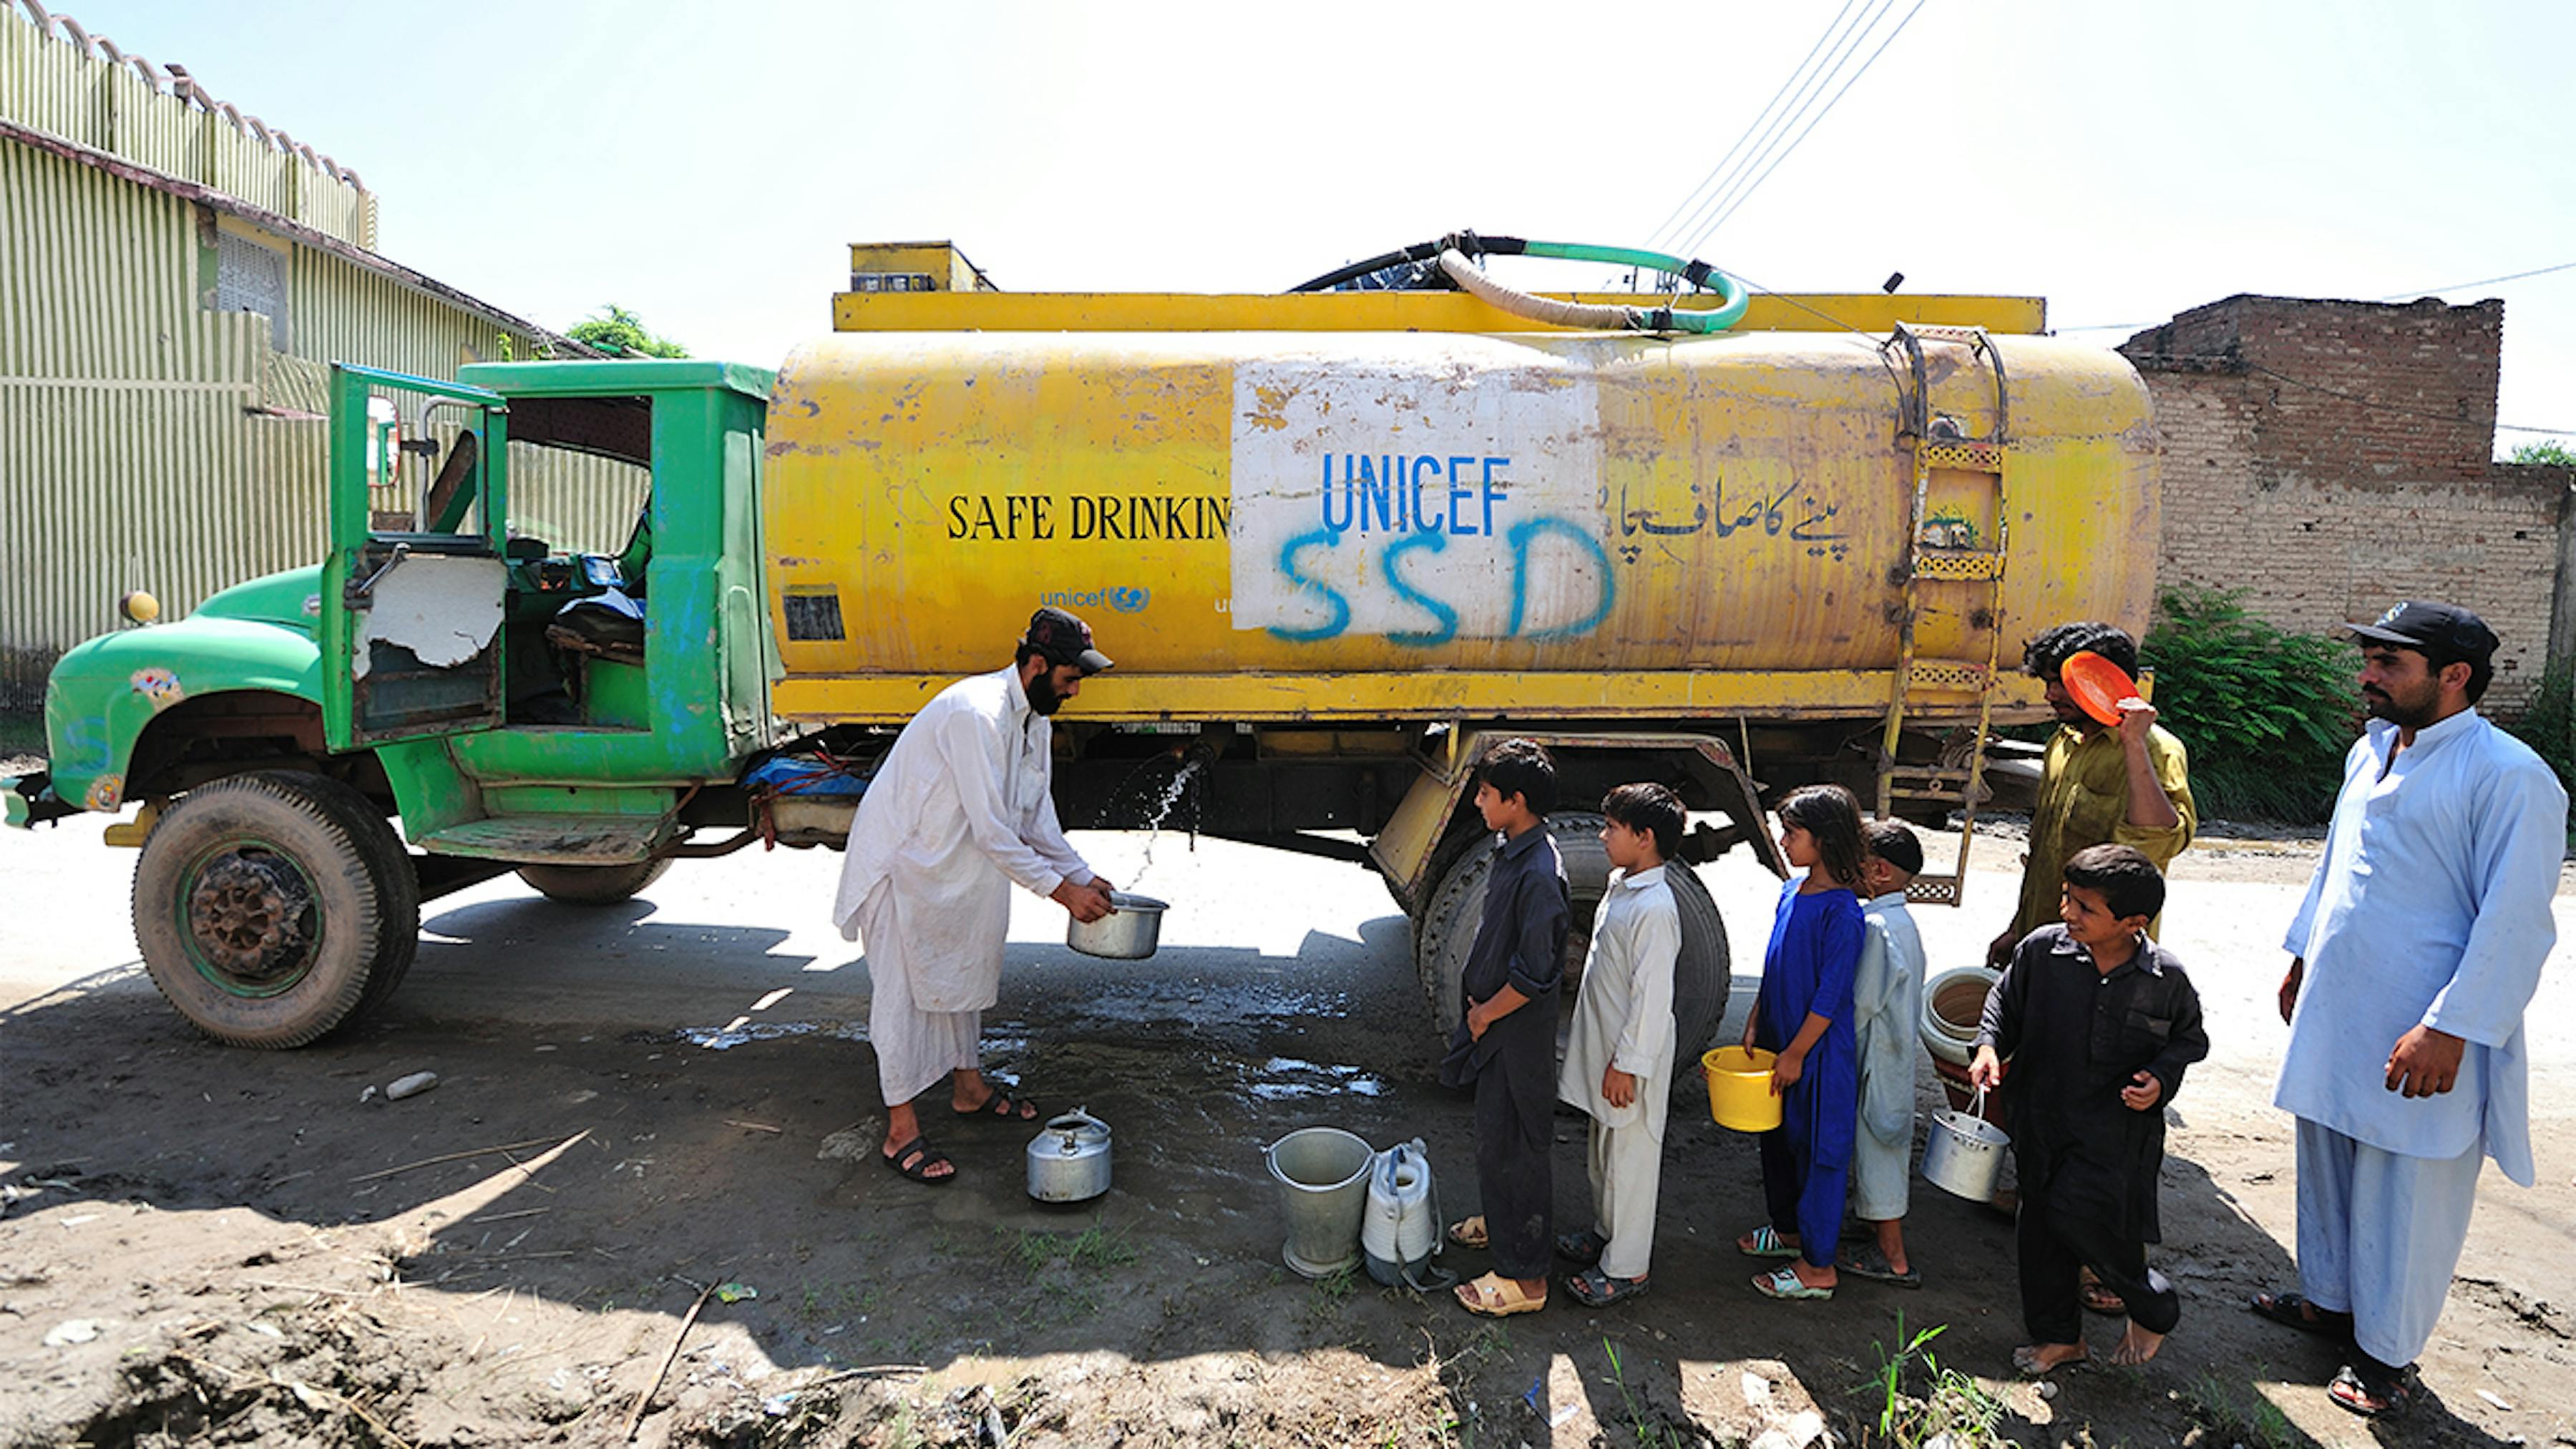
[{"left": 1702, "top": 1046, "right": 1783, "bottom": 1133}]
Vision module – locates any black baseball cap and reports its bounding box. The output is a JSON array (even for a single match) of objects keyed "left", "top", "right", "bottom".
[
  {"left": 2346, "top": 600, "right": 2498, "bottom": 664},
  {"left": 1024, "top": 606, "right": 1113, "bottom": 675}
]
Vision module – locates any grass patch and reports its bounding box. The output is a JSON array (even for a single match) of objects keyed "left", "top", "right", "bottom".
[
  {"left": 999, "top": 1222, "right": 1138, "bottom": 1278},
  {"left": 1602, "top": 1337, "right": 1687, "bottom": 1449},
  {"left": 2183, "top": 1370, "right": 2298, "bottom": 1449},
  {"left": 1849, "top": 1314, "right": 2006, "bottom": 1448}
]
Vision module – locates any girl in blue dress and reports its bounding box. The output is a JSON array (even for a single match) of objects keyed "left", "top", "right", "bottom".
[{"left": 1737, "top": 784, "right": 1868, "bottom": 1299}]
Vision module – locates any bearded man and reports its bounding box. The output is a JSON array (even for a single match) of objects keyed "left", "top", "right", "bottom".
[{"left": 831, "top": 606, "right": 1117, "bottom": 1186}]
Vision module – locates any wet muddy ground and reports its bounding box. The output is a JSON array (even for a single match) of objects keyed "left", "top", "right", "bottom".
[{"left": 2, "top": 810, "right": 2572, "bottom": 1448}]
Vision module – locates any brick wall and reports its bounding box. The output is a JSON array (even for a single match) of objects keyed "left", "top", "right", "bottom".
[{"left": 2123, "top": 295, "right": 2565, "bottom": 715}]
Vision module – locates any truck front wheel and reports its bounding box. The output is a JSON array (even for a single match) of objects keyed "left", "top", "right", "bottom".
[
  {"left": 133, "top": 771, "right": 420, "bottom": 1049},
  {"left": 1414, "top": 812, "right": 1732, "bottom": 1085},
  {"left": 515, "top": 859, "right": 671, "bottom": 904}
]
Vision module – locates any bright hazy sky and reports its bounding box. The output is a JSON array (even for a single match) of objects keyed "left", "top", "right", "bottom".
[{"left": 60, "top": 0, "right": 2576, "bottom": 455}]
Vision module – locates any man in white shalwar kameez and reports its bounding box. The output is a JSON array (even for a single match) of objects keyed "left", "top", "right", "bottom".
[
  {"left": 1846, "top": 819, "right": 1928, "bottom": 1287},
  {"left": 831, "top": 607, "right": 1118, "bottom": 1185},
  {"left": 2263, "top": 601, "right": 2564, "bottom": 1418},
  {"left": 1556, "top": 784, "right": 1684, "bottom": 1307}
]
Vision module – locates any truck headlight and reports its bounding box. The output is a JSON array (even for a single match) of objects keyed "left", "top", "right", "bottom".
[{"left": 119, "top": 590, "right": 160, "bottom": 625}]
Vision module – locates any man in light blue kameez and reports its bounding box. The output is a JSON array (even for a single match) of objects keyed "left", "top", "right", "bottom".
[{"left": 2261, "top": 601, "right": 2565, "bottom": 1420}]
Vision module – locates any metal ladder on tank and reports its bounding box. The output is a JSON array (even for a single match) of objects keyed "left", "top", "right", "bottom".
[{"left": 1876, "top": 323, "right": 2010, "bottom": 907}]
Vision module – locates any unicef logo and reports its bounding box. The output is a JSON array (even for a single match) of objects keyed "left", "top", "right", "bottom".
[{"left": 1042, "top": 586, "right": 1151, "bottom": 615}]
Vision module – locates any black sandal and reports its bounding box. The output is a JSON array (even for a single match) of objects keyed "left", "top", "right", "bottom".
[
  {"left": 881, "top": 1136, "right": 955, "bottom": 1185},
  {"left": 2249, "top": 1289, "right": 2353, "bottom": 1340},
  {"left": 1567, "top": 1267, "right": 1649, "bottom": 1307},
  {"left": 1553, "top": 1228, "right": 1609, "bottom": 1267},
  {"left": 2328, "top": 1360, "right": 2416, "bottom": 1418},
  {"left": 956, "top": 1089, "right": 1039, "bottom": 1123}
]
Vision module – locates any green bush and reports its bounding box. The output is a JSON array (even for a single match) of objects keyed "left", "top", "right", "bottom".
[
  {"left": 2502, "top": 657, "right": 2576, "bottom": 798},
  {"left": 2142, "top": 587, "right": 2359, "bottom": 822}
]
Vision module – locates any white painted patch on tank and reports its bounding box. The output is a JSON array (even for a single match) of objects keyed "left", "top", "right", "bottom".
[
  {"left": 353, "top": 554, "right": 507, "bottom": 676},
  {"left": 1228, "top": 338, "right": 1607, "bottom": 647}
]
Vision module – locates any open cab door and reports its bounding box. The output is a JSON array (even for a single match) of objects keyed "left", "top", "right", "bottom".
[{"left": 322, "top": 365, "right": 513, "bottom": 751}]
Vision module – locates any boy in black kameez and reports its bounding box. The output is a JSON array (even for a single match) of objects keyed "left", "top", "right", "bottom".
[
  {"left": 1972, "top": 844, "right": 2207, "bottom": 1373},
  {"left": 1441, "top": 739, "right": 1573, "bottom": 1317}
]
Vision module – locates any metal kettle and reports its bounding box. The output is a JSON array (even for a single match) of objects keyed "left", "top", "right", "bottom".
[{"left": 1025, "top": 1107, "right": 1113, "bottom": 1203}]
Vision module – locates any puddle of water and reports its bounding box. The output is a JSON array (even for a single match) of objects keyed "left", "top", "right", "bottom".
[
  {"left": 1248, "top": 1056, "right": 1387, "bottom": 1101},
  {"left": 678, "top": 1021, "right": 822, "bottom": 1051},
  {"left": 1070, "top": 982, "right": 1351, "bottom": 1028}
]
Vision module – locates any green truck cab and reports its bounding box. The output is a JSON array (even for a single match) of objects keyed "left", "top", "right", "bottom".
[{"left": 8, "top": 360, "right": 781, "bottom": 1045}]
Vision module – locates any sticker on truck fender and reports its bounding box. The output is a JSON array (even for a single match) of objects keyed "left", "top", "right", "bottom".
[
  {"left": 128, "top": 668, "right": 184, "bottom": 711},
  {"left": 1228, "top": 343, "right": 1609, "bottom": 647}
]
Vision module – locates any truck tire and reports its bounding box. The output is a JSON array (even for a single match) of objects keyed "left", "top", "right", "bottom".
[
  {"left": 516, "top": 859, "right": 672, "bottom": 904},
  {"left": 1414, "top": 813, "right": 1732, "bottom": 1070},
  {"left": 133, "top": 771, "right": 420, "bottom": 1049}
]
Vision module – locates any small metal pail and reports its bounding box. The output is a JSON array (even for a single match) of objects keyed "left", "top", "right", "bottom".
[
  {"left": 1921, "top": 1085, "right": 2011, "bottom": 1202},
  {"left": 1067, "top": 892, "right": 1169, "bottom": 960}
]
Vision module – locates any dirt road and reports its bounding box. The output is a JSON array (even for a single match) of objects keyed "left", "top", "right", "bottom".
[{"left": 2, "top": 810, "right": 2570, "bottom": 1448}]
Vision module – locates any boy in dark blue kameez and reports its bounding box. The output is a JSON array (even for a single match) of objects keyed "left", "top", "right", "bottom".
[{"left": 1443, "top": 739, "right": 1572, "bottom": 1318}]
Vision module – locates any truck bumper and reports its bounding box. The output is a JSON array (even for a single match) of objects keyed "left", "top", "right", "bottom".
[{"left": 3, "top": 771, "right": 77, "bottom": 829}]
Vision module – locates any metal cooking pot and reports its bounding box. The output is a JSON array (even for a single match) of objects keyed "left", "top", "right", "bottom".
[
  {"left": 1027, "top": 1108, "right": 1113, "bottom": 1203},
  {"left": 1066, "top": 892, "right": 1167, "bottom": 960}
]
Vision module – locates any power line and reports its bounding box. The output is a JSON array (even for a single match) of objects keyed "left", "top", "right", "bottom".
[
  {"left": 1644, "top": 0, "right": 1861, "bottom": 253},
  {"left": 2373, "top": 259, "right": 2576, "bottom": 302},
  {"left": 1658, "top": 1, "right": 1892, "bottom": 259},
  {"left": 2057, "top": 258, "right": 2576, "bottom": 333},
  {"left": 1682, "top": 0, "right": 1930, "bottom": 256}
]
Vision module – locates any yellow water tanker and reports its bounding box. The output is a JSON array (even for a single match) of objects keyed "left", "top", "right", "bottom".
[{"left": 763, "top": 315, "right": 2155, "bottom": 727}]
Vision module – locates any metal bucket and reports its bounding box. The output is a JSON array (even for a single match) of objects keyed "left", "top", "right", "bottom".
[
  {"left": 1067, "top": 892, "right": 1169, "bottom": 960},
  {"left": 1262, "top": 1126, "right": 1375, "bottom": 1279},
  {"left": 1921, "top": 1085, "right": 2011, "bottom": 1202}
]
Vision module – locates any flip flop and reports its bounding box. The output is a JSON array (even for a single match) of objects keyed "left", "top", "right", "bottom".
[
  {"left": 1567, "top": 1267, "right": 1649, "bottom": 1308},
  {"left": 2012, "top": 1345, "right": 2089, "bottom": 1377},
  {"left": 1553, "top": 1227, "right": 1609, "bottom": 1267},
  {"left": 2082, "top": 1279, "right": 2127, "bottom": 1316},
  {"left": 955, "top": 1089, "right": 1039, "bottom": 1123},
  {"left": 1751, "top": 1265, "right": 1832, "bottom": 1301},
  {"left": 1843, "top": 1246, "right": 1921, "bottom": 1289},
  {"left": 1446, "top": 1216, "right": 1488, "bottom": 1251},
  {"left": 1736, "top": 1225, "right": 1799, "bottom": 1259},
  {"left": 1454, "top": 1272, "right": 1546, "bottom": 1317},
  {"left": 2248, "top": 1289, "right": 2353, "bottom": 1340},
  {"left": 879, "top": 1136, "right": 955, "bottom": 1186},
  {"left": 2328, "top": 1361, "right": 2416, "bottom": 1418}
]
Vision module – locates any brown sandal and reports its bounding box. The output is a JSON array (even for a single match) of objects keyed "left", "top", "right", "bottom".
[
  {"left": 1446, "top": 1215, "right": 1488, "bottom": 1250},
  {"left": 1454, "top": 1272, "right": 1546, "bottom": 1317}
]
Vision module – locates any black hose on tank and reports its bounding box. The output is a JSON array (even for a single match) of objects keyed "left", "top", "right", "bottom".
[{"left": 1287, "top": 233, "right": 1529, "bottom": 293}]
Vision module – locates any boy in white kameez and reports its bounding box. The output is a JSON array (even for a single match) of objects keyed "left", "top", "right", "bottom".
[
  {"left": 1845, "top": 819, "right": 1927, "bottom": 1288},
  {"left": 1556, "top": 783, "right": 1685, "bottom": 1307}
]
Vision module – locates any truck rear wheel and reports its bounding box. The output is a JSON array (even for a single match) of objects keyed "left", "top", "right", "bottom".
[
  {"left": 133, "top": 771, "right": 420, "bottom": 1049},
  {"left": 1414, "top": 813, "right": 1731, "bottom": 1077},
  {"left": 516, "top": 859, "right": 671, "bottom": 904}
]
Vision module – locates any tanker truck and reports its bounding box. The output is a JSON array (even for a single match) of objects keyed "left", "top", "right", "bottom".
[{"left": 4, "top": 239, "right": 2160, "bottom": 1053}]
